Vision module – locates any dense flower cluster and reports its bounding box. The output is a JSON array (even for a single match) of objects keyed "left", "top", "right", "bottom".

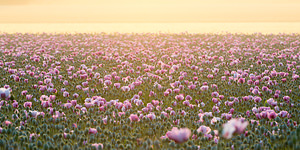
[{"left": 0, "top": 32, "right": 299, "bottom": 149}]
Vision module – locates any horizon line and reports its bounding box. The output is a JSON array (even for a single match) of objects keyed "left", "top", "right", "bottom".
[{"left": 1, "top": 21, "right": 300, "bottom": 24}]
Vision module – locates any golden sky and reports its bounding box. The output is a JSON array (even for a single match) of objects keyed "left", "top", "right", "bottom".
[{"left": 0, "top": 0, "right": 300, "bottom": 23}]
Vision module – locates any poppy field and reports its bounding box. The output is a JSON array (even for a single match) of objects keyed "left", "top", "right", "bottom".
[{"left": 0, "top": 32, "right": 299, "bottom": 150}]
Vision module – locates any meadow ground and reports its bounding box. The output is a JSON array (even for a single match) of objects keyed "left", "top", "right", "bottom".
[{"left": 0, "top": 32, "right": 299, "bottom": 150}]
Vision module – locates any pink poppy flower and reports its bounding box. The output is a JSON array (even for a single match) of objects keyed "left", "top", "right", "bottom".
[
  {"left": 254, "top": 97, "right": 262, "bottom": 103},
  {"left": 170, "top": 110, "right": 176, "bottom": 116},
  {"left": 207, "top": 74, "right": 214, "bottom": 79},
  {"left": 197, "top": 125, "right": 211, "bottom": 134},
  {"left": 173, "top": 119, "right": 180, "bottom": 125},
  {"left": 138, "top": 91, "right": 143, "bottom": 96},
  {"left": 267, "top": 98, "right": 277, "bottom": 106},
  {"left": 104, "top": 80, "right": 112, "bottom": 86},
  {"left": 164, "top": 91, "right": 169, "bottom": 96},
  {"left": 29, "top": 110, "right": 40, "bottom": 118},
  {"left": 99, "top": 106, "right": 105, "bottom": 111},
  {"left": 73, "top": 93, "right": 79, "bottom": 98},
  {"left": 260, "top": 111, "right": 268, "bottom": 118},
  {"left": 282, "top": 78, "right": 286, "bottom": 82},
  {"left": 256, "top": 113, "right": 262, "bottom": 120},
  {"left": 122, "top": 86, "right": 130, "bottom": 92},
  {"left": 84, "top": 103, "right": 94, "bottom": 108},
  {"left": 225, "top": 113, "right": 232, "bottom": 120},
  {"left": 76, "top": 85, "right": 82, "bottom": 90},
  {"left": 283, "top": 96, "right": 290, "bottom": 103},
  {"left": 267, "top": 111, "right": 277, "bottom": 120},
  {"left": 212, "top": 98, "right": 219, "bottom": 103},
  {"left": 173, "top": 88, "right": 180, "bottom": 93},
  {"left": 14, "top": 76, "right": 20, "bottom": 82},
  {"left": 21, "top": 90, "right": 28, "bottom": 96},
  {"left": 238, "top": 78, "right": 245, "bottom": 84},
  {"left": 12, "top": 101, "right": 18, "bottom": 108},
  {"left": 24, "top": 102, "right": 32, "bottom": 108},
  {"left": 63, "top": 80, "right": 69, "bottom": 85},
  {"left": 219, "top": 95, "right": 224, "bottom": 100},
  {"left": 49, "top": 95, "right": 56, "bottom": 101},
  {"left": 44, "top": 98, "right": 53, "bottom": 106},
  {"left": 183, "top": 100, "right": 190, "bottom": 106},
  {"left": 151, "top": 100, "right": 159, "bottom": 106},
  {"left": 114, "top": 83, "right": 121, "bottom": 89},
  {"left": 63, "top": 91, "right": 69, "bottom": 97},
  {"left": 0, "top": 88, "right": 10, "bottom": 99},
  {"left": 89, "top": 128, "right": 98, "bottom": 134},
  {"left": 71, "top": 100, "right": 77, "bottom": 106},
  {"left": 40, "top": 95, "right": 49, "bottom": 101},
  {"left": 129, "top": 114, "right": 140, "bottom": 122},
  {"left": 26, "top": 95, "right": 33, "bottom": 100},
  {"left": 64, "top": 103, "right": 72, "bottom": 109},
  {"left": 4, "top": 120, "right": 12, "bottom": 126},
  {"left": 146, "top": 113, "right": 156, "bottom": 120},
  {"left": 200, "top": 85, "right": 209, "bottom": 91},
  {"left": 185, "top": 95, "right": 192, "bottom": 100},
  {"left": 161, "top": 111, "right": 169, "bottom": 118},
  {"left": 278, "top": 111, "right": 288, "bottom": 118},
  {"left": 166, "top": 127, "right": 191, "bottom": 143},
  {"left": 222, "top": 118, "right": 248, "bottom": 139},
  {"left": 175, "top": 94, "right": 184, "bottom": 101}
]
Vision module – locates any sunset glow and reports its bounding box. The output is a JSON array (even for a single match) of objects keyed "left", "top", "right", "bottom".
[{"left": 0, "top": 0, "right": 300, "bottom": 23}]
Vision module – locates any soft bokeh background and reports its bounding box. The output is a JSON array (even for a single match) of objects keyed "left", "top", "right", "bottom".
[{"left": 0, "top": 0, "right": 299, "bottom": 33}]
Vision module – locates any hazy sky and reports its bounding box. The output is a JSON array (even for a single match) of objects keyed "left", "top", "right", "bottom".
[{"left": 0, "top": 0, "right": 299, "bottom": 23}]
